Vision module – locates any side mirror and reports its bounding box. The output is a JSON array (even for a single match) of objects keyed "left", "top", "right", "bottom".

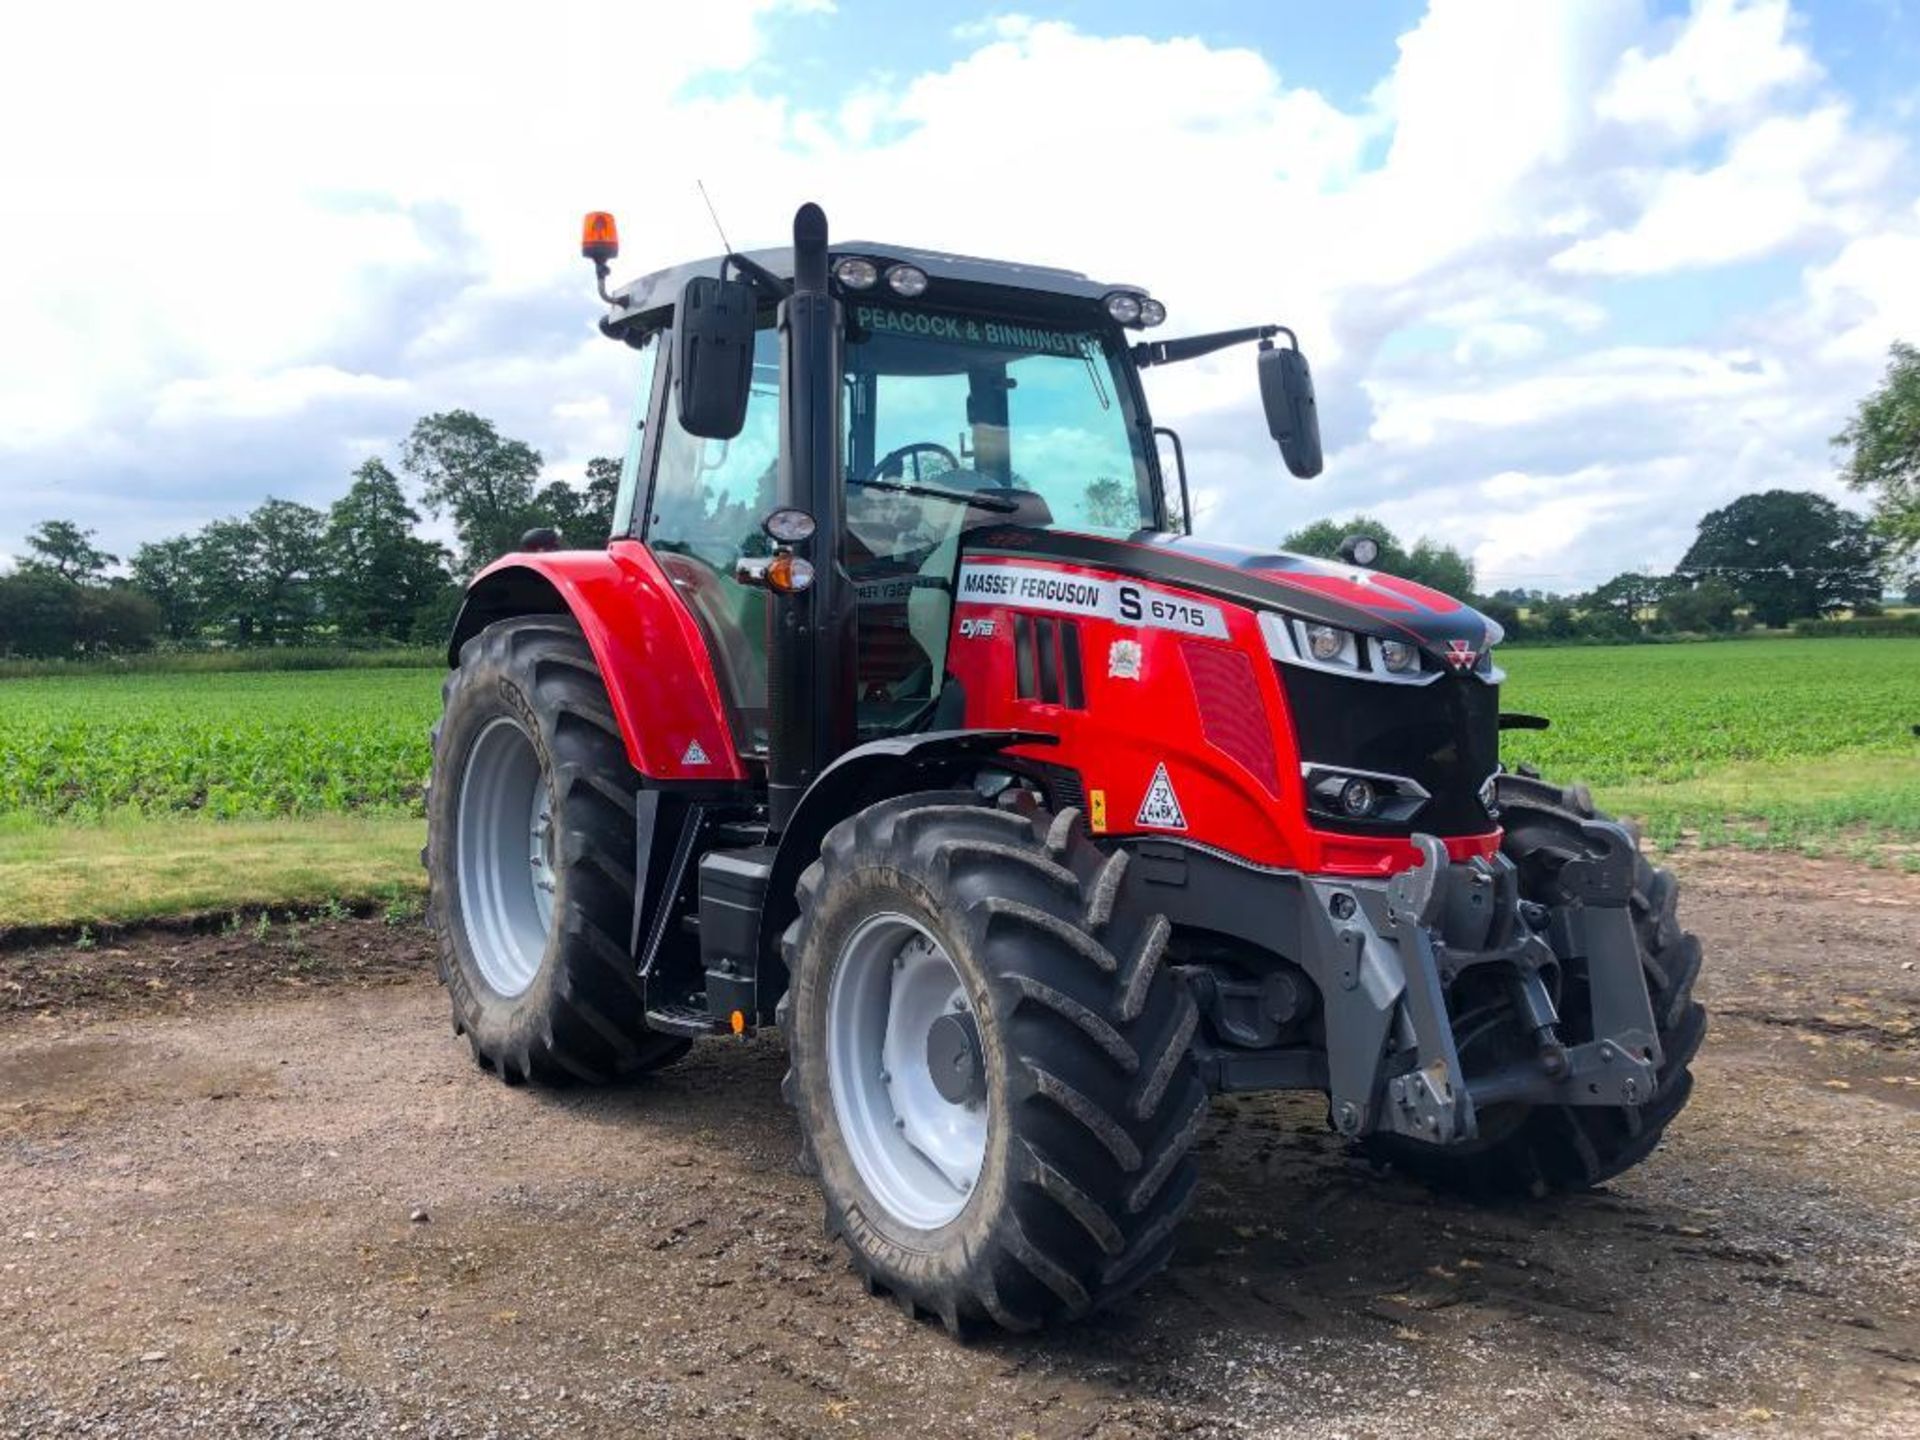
[
  {"left": 1258, "top": 342, "right": 1323, "bottom": 479},
  {"left": 675, "top": 275, "right": 757, "bottom": 440}
]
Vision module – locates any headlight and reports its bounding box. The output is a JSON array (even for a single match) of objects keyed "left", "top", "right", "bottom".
[
  {"left": 1379, "top": 639, "right": 1419, "bottom": 673},
  {"left": 885, "top": 263, "right": 928, "bottom": 297},
  {"left": 833, "top": 257, "right": 878, "bottom": 290},
  {"left": 762, "top": 507, "right": 817, "bottom": 544},
  {"left": 1105, "top": 292, "right": 1142, "bottom": 324},
  {"left": 1303, "top": 765, "right": 1432, "bottom": 825},
  {"left": 1138, "top": 298, "right": 1166, "bottom": 327},
  {"left": 1304, "top": 623, "right": 1348, "bottom": 662}
]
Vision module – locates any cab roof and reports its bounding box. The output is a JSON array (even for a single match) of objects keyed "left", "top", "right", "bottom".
[{"left": 606, "top": 241, "right": 1142, "bottom": 329}]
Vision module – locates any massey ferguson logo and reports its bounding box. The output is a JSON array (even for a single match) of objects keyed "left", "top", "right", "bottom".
[{"left": 1444, "top": 639, "right": 1478, "bottom": 671}]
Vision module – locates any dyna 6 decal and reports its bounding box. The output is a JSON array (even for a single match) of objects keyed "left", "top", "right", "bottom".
[{"left": 955, "top": 561, "right": 1229, "bottom": 639}]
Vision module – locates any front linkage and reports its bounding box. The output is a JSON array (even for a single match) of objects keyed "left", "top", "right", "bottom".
[{"left": 1298, "top": 823, "right": 1662, "bottom": 1146}]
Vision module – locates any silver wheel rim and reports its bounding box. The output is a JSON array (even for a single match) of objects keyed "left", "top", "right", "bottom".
[
  {"left": 826, "top": 912, "right": 988, "bottom": 1230},
  {"left": 456, "top": 716, "right": 555, "bottom": 998}
]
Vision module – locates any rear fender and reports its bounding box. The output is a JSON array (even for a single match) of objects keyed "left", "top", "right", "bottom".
[{"left": 449, "top": 540, "right": 746, "bottom": 783}]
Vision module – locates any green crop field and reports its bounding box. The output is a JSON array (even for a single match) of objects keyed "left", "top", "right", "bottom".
[
  {"left": 0, "top": 669, "right": 441, "bottom": 820},
  {"left": 0, "top": 637, "right": 1914, "bottom": 927},
  {"left": 1497, "top": 639, "right": 1917, "bottom": 783}
]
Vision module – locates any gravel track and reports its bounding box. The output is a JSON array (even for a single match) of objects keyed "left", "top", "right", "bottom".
[{"left": 1, "top": 851, "right": 1916, "bottom": 1438}]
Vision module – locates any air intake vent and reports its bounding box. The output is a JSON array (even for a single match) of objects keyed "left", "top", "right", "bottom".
[
  {"left": 1181, "top": 641, "right": 1279, "bottom": 795},
  {"left": 1013, "top": 614, "right": 1085, "bottom": 708}
]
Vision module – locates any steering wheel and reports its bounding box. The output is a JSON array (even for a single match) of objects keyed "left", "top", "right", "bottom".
[{"left": 870, "top": 441, "right": 961, "bottom": 484}]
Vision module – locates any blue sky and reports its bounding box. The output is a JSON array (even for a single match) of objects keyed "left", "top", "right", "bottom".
[{"left": 2, "top": 0, "right": 1916, "bottom": 591}]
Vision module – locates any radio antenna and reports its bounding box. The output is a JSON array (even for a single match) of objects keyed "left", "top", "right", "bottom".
[{"left": 696, "top": 179, "right": 734, "bottom": 255}]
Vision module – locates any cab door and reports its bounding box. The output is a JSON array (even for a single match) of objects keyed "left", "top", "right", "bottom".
[{"left": 643, "top": 324, "right": 783, "bottom": 756}]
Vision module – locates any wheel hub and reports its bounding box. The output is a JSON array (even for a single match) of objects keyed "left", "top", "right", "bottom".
[
  {"left": 825, "top": 914, "right": 988, "bottom": 1230},
  {"left": 926, "top": 1010, "right": 985, "bottom": 1106}
]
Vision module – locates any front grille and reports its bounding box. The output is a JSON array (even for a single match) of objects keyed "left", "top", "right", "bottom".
[{"left": 1277, "top": 665, "right": 1499, "bottom": 835}]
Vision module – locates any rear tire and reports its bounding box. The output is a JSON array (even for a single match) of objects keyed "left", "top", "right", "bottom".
[
  {"left": 782, "top": 790, "right": 1206, "bottom": 1333},
  {"left": 1367, "top": 773, "right": 1704, "bottom": 1198},
  {"left": 427, "top": 616, "right": 690, "bottom": 1084}
]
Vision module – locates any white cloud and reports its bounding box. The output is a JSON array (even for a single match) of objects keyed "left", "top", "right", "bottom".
[
  {"left": 1552, "top": 105, "right": 1898, "bottom": 274},
  {"left": 1366, "top": 346, "right": 1784, "bottom": 449},
  {"left": 1598, "top": 0, "right": 1819, "bottom": 143},
  {"left": 1798, "top": 199, "right": 1920, "bottom": 362},
  {"left": 151, "top": 367, "right": 410, "bottom": 425}
]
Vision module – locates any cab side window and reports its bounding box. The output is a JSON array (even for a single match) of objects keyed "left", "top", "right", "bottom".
[
  {"left": 644, "top": 325, "right": 782, "bottom": 751},
  {"left": 610, "top": 335, "right": 661, "bottom": 538}
]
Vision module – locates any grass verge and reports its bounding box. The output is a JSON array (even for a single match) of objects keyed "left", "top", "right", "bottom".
[
  {"left": 0, "top": 814, "right": 425, "bottom": 933},
  {"left": 1600, "top": 750, "right": 1920, "bottom": 868},
  {"left": 4, "top": 745, "right": 1914, "bottom": 933}
]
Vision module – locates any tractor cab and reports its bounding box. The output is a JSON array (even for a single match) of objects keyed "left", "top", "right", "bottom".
[{"left": 588, "top": 208, "right": 1322, "bottom": 819}]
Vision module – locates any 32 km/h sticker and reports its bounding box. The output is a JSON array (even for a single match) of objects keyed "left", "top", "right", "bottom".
[
  {"left": 956, "top": 562, "right": 1228, "bottom": 639},
  {"left": 1136, "top": 763, "right": 1188, "bottom": 830}
]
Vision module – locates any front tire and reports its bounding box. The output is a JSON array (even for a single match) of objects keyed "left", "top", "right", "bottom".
[
  {"left": 426, "top": 616, "right": 689, "bottom": 1084},
  {"left": 1368, "top": 773, "right": 1706, "bottom": 1197},
  {"left": 782, "top": 791, "right": 1207, "bottom": 1333}
]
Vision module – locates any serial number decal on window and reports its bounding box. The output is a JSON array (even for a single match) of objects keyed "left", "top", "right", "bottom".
[{"left": 956, "top": 562, "right": 1229, "bottom": 639}]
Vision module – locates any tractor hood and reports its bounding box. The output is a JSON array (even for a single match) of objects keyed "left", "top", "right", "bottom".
[{"left": 964, "top": 528, "right": 1503, "bottom": 667}]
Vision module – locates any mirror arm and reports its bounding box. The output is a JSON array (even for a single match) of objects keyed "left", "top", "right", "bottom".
[
  {"left": 723, "top": 252, "right": 794, "bottom": 300},
  {"left": 1134, "top": 323, "right": 1291, "bottom": 369}
]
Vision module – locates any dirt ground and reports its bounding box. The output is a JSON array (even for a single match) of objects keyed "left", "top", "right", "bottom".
[{"left": 2, "top": 852, "right": 1916, "bottom": 1439}]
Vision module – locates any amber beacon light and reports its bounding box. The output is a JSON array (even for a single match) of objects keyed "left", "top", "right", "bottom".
[{"left": 581, "top": 211, "right": 620, "bottom": 263}]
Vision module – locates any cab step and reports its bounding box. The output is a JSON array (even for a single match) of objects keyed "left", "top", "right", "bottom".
[{"left": 645, "top": 1003, "right": 724, "bottom": 1038}]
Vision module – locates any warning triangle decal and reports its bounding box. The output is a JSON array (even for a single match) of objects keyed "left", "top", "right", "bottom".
[
  {"left": 681, "top": 739, "right": 711, "bottom": 766},
  {"left": 1135, "top": 762, "right": 1187, "bottom": 830}
]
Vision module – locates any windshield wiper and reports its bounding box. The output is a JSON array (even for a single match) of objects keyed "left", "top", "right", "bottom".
[
  {"left": 1079, "top": 338, "right": 1111, "bottom": 412},
  {"left": 849, "top": 477, "right": 1020, "bottom": 513}
]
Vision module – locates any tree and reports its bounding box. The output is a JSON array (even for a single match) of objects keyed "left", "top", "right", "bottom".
[
  {"left": 1281, "top": 515, "right": 1409, "bottom": 572},
  {"left": 323, "top": 460, "right": 451, "bottom": 642},
  {"left": 247, "top": 499, "right": 327, "bottom": 645},
  {"left": 1282, "top": 515, "right": 1475, "bottom": 598},
  {"left": 527, "top": 460, "right": 627, "bottom": 546},
  {"left": 1658, "top": 578, "right": 1741, "bottom": 634},
  {"left": 1585, "top": 571, "right": 1674, "bottom": 624},
  {"left": 1477, "top": 596, "right": 1525, "bottom": 641},
  {"left": 129, "top": 536, "right": 203, "bottom": 643},
  {"left": 0, "top": 570, "right": 84, "bottom": 657},
  {"left": 401, "top": 410, "right": 543, "bottom": 570},
  {"left": 1576, "top": 608, "right": 1640, "bottom": 643},
  {"left": 1534, "top": 598, "right": 1580, "bottom": 640},
  {"left": 194, "top": 518, "right": 267, "bottom": 646},
  {"left": 195, "top": 500, "right": 327, "bottom": 646},
  {"left": 1678, "top": 490, "right": 1883, "bottom": 628},
  {"left": 530, "top": 479, "right": 598, "bottom": 545},
  {"left": 584, "top": 456, "right": 623, "bottom": 531},
  {"left": 21, "top": 519, "right": 116, "bottom": 584},
  {"left": 76, "top": 586, "right": 162, "bottom": 653},
  {"left": 1082, "top": 476, "right": 1140, "bottom": 531},
  {"left": 1834, "top": 340, "right": 1920, "bottom": 558},
  {"left": 1403, "top": 537, "right": 1475, "bottom": 600}
]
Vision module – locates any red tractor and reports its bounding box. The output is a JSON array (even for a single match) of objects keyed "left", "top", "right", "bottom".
[{"left": 426, "top": 203, "right": 1705, "bottom": 1334}]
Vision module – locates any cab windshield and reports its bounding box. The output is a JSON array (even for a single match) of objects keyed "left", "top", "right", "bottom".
[{"left": 842, "top": 302, "right": 1156, "bottom": 538}]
